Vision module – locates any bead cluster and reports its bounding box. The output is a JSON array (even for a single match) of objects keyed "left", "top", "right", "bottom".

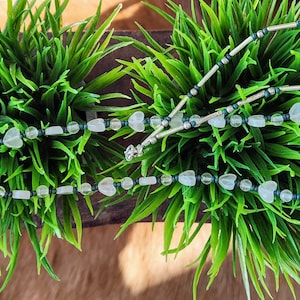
[
  {"left": 124, "top": 21, "right": 300, "bottom": 160},
  {"left": 0, "top": 170, "right": 296, "bottom": 204}
]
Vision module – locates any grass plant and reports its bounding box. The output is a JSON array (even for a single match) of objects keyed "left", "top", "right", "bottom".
[
  {"left": 0, "top": 0, "right": 129, "bottom": 290},
  {"left": 111, "top": 1, "right": 300, "bottom": 299}
]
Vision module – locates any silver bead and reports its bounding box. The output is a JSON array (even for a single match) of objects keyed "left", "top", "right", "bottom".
[
  {"left": 190, "top": 88, "right": 198, "bottom": 96},
  {"left": 183, "top": 121, "right": 191, "bottom": 130},
  {"left": 161, "top": 119, "right": 169, "bottom": 127},
  {"left": 150, "top": 137, "right": 157, "bottom": 144}
]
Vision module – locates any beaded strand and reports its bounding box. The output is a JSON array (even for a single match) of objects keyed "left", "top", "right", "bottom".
[
  {"left": 2, "top": 93, "right": 300, "bottom": 150},
  {"left": 124, "top": 21, "right": 300, "bottom": 160},
  {"left": 0, "top": 170, "right": 297, "bottom": 204}
]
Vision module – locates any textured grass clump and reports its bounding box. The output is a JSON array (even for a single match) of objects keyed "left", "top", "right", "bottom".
[
  {"left": 0, "top": 0, "right": 128, "bottom": 290},
  {"left": 111, "top": 0, "right": 300, "bottom": 299}
]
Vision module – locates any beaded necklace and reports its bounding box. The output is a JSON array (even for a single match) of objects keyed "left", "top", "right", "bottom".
[
  {"left": 0, "top": 169, "right": 295, "bottom": 204},
  {"left": 124, "top": 21, "right": 300, "bottom": 159},
  {"left": 3, "top": 86, "right": 300, "bottom": 149},
  {"left": 2, "top": 21, "right": 300, "bottom": 205}
]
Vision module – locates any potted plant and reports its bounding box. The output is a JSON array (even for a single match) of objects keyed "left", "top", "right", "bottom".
[
  {"left": 0, "top": 0, "right": 130, "bottom": 290},
  {"left": 106, "top": 0, "right": 300, "bottom": 299}
]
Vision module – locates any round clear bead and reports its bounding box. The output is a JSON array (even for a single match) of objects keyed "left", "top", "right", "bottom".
[
  {"left": 280, "top": 189, "right": 293, "bottom": 202},
  {"left": 189, "top": 115, "right": 201, "bottom": 127},
  {"left": 160, "top": 174, "right": 173, "bottom": 186},
  {"left": 150, "top": 116, "right": 162, "bottom": 128},
  {"left": 0, "top": 186, "right": 6, "bottom": 197},
  {"left": 201, "top": 172, "right": 213, "bottom": 185},
  {"left": 239, "top": 179, "right": 252, "bottom": 192},
  {"left": 270, "top": 114, "right": 284, "bottom": 126},
  {"left": 25, "top": 126, "right": 39, "bottom": 139},
  {"left": 79, "top": 183, "right": 92, "bottom": 195},
  {"left": 110, "top": 118, "right": 122, "bottom": 131},
  {"left": 230, "top": 115, "right": 243, "bottom": 127},
  {"left": 36, "top": 185, "right": 49, "bottom": 198},
  {"left": 121, "top": 177, "right": 134, "bottom": 190},
  {"left": 67, "top": 121, "right": 80, "bottom": 134}
]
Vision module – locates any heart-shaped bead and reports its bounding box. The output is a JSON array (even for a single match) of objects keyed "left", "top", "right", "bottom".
[
  {"left": 128, "top": 111, "right": 145, "bottom": 132},
  {"left": 258, "top": 181, "right": 277, "bottom": 203},
  {"left": 87, "top": 118, "right": 105, "bottom": 132},
  {"left": 3, "top": 127, "right": 23, "bottom": 148},
  {"left": 289, "top": 103, "right": 300, "bottom": 124},
  {"left": 178, "top": 170, "right": 196, "bottom": 186},
  {"left": 219, "top": 173, "right": 237, "bottom": 190},
  {"left": 98, "top": 177, "right": 116, "bottom": 196}
]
